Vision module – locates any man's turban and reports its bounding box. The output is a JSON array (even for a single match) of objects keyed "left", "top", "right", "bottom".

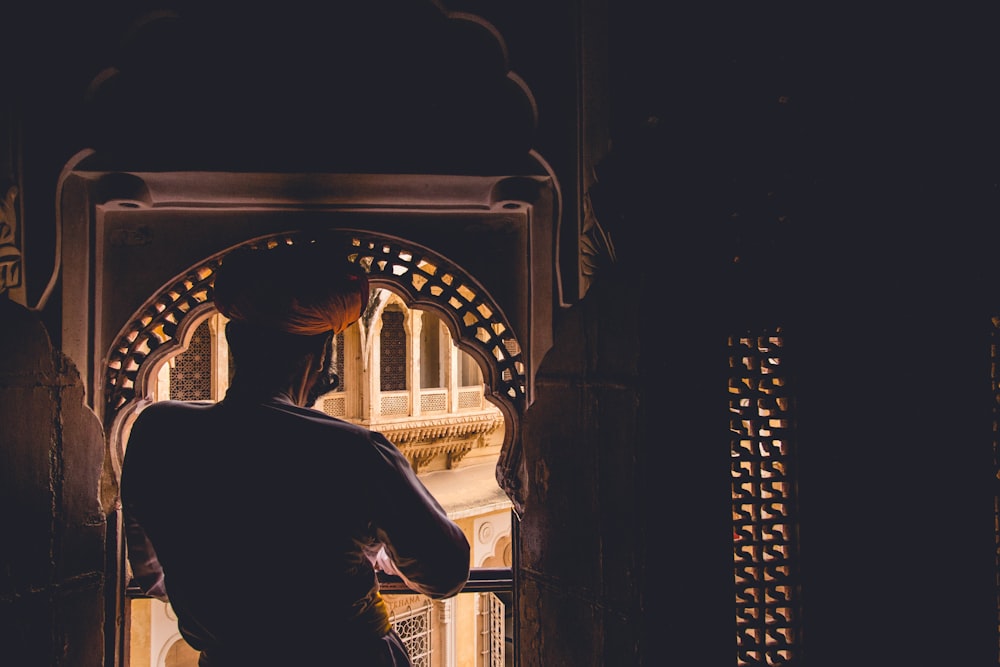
[{"left": 212, "top": 242, "right": 369, "bottom": 336}]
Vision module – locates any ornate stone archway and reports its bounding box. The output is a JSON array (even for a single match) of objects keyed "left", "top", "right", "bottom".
[{"left": 103, "top": 229, "right": 528, "bottom": 499}]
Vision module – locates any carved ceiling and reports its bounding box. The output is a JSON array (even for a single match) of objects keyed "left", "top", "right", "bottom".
[{"left": 82, "top": 2, "right": 541, "bottom": 174}]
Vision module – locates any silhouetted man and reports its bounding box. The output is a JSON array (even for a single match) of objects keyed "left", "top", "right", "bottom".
[{"left": 122, "top": 240, "right": 471, "bottom": 666}]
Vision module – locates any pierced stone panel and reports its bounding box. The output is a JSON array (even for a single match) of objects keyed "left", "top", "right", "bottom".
[
  {"left": 321, "top": 395, "right": 346, "bottom": 419},
  {"left": 351, "top": 233, "right": 525, "bottom": 402},
  {"left": 168, "top": 318, "right": 211, "bottom": 401},
  {"left": 381, "top": 309, "right": 407, "bottom": 392},
  {"left": 990, "top": 315, "right": 1000, "bottom": 662},
  {"left": 458, "top": 388, "right": 483, "bottom": 410},
  {"left": 103, "top": 231, "right": 526, "bottom": 420},
  {"left": 106, "top": 264, "right": 216, "bottom": 414},
  {"left": 390, "top": 602, "right": 433, "bottom": 667},
  {"left": 420, "top": 391, "right": 448, "bottom": 413},
  {"left": 729, "top": 329, "right": 803, "bottom": 666},
  {"left": 381, "top": 393, "right": 411, "bottom": 417},
  {"left": 334, "top": 332, "right": 345, "bottom": 391}
]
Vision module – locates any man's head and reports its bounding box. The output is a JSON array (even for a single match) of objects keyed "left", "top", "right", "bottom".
[
  {"left": 212, "top": 240, "right": 370, "bottom": 403},
  {"left": 213, "top": 240, "right": 369, "bottom": 337}
]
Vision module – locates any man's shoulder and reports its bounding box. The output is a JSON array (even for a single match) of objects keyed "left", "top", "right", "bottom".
[
  {"left": 288, "top": 405, "right": 375, "bottom": 440},
  {"left": 289, "top": 408, "right": 403, "bottom": 458},
  {"left": 129, "top": 401, "right": 217, "bottom": 442},
  {"left": 134, "top": 399, "right": 214, "bottom": 422},
  {"left": 143, "top": 399, "right": 215, "bottom": 412}
]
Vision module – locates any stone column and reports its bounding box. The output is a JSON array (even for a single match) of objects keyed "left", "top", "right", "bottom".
[{"left": 0, "top": 298, "right": 108, "bottom": 666}]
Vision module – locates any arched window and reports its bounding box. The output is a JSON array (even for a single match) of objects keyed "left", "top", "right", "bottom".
[
  {"left": 124, "top": 276, "right": 513, "bottom": 667},
  {"left": 63, "top": 175, "right": 545, "bottom": 667},
  {"left": 167, "top": 319, "right": 211, "bottom": 401},
  {"left": 460, "top": 350, "right": 483, "bottom": 387},
  {"left": 420, "top": 310, "right": 445, "bottom": 390},
  {"left": 381, "top": 307, "right": 407, "bottom": 393}
]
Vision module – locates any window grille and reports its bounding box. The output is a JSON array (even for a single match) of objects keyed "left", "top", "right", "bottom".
[
  {"left": 391, "top": 603, "right": 433, "bottom": 667},
  {"left": 334, "top": 331, "right": 345, "bottom": 391},
  {"left": 729, "top": 329, "right": 802, "bottom": 665},
  {"left": 420, "top": 390, "right": 448, "bottom": 413},
  {"left": 480, "top": 592, "right": 505, "bottom": 667},
  {"left": 381, "top": 393, "right": 410, "bottom": 416},
  {"left": 321, "top": 395, "right": 346, "bottom": 418},
  {"left": 381, "top": 309, "right": 407, "bottom": 392},
  {"left": 458, "top": 388, "right": 482, "bottom": 410},
  {"left": 105, "top": 232, "right": 527, "bottom": 413},
  {"left": 989, "top": 315, "right": 1000, "bottom": 662},
  {"left": 168, "top": 319, "right": 211, "bottom": 401}
]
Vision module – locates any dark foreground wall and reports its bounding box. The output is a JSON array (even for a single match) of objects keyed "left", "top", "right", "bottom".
[
  {"left": 0, "top": 299, "right": 108, "bottom": 667},
  {"left": 5, "top": 1, "right": 1000, "bottom": 666}
]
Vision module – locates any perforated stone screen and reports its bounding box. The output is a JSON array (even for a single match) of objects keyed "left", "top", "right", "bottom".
[
  {"left": 729, "top": 330, "right": 802, "bottom": 665},
  {"left": 168, "top": 318, "right": 211, "bottom": 401},
  {"left": 381, "top": 309, "right": 407, "bottom": 392},
  {"left": 334, "top": 332, "right": 345, "bottom": 391},
  {"left": 989, "top": 315, "right": 1000, "bottom": 662},
  {"left": 104, "top": 232, "right": 526, "bottom": 418},
  {"left": 321, "top": 395, "right": 346, "bottom": 418},
  {"left": 458, "top": 388, "right": 482, "bottom": 410},
  {"left": 391, "top": 603, "right": 433, "bottom": 667},
  {"left": 420, "top": 391, "right": 447, "bottom": 413}
]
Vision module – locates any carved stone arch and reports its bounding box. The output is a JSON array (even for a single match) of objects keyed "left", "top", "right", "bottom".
[
  {"left": 102, "top": 228, "right": 527, "bottom": 503},
  {"left": 349, "top": 233, "right": 526, "bottom": 409},
  {"left": 105, "top": 298, "right": 217, "bottom": 477}
]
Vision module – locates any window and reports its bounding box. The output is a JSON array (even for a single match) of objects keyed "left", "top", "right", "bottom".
[
  {"left": 318, "top": 331, "right": 350, "bottom": 419},
  {"left": 151, "top": 313, "right": 230, "bottom": 403},
  {"left": 64, "top": 172, "right": 547, "bottom": 667},
  {"left": 381, "top": 307, "right": 407, "bottom": 392},
  {"left": 166, "top": 319, "right": 211, "bottom": 401},
  {"left": 420, "top": 310, "right": 445, "bottom": 389},
  {"left": 461, "top": 352, "right": 483, "bottom": 387},
  {"left": 989, "top": 315, "right": 1000, "bottom": 662},
  {"left": 334, "top": 332, "right": 345, "bottom": 390},
  {"left": 729, "top": 329, "right": 803, "bottom": 665},
  {"left": 391, "top": 601, "right": 434, "bottom": 667},
  {"left": 126, "top": 287, "right": 513, "bottom": 667},
  {"left": 480, "top": 592, "right": 508, "bottom": 667}
]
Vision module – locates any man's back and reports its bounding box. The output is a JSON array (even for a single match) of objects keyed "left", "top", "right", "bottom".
[{"left": 122, "top": 391, "right": 470, "bottom": 660}]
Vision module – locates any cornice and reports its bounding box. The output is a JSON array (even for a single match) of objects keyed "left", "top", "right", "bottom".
[{"left": 368, "top": 411, "right": 504, "bottom": 472}]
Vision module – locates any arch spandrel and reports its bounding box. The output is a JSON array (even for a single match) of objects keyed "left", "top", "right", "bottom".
[{"left": 59, "top": 169, "right": 555, "bottom": 414}]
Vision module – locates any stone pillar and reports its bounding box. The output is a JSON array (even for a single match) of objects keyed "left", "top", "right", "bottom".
[
  {"left": 0, "top": 299, "right": 108, "bottom": 666},
  {"left": 409, "top": 308, "right": 423, "bottom": 417}
]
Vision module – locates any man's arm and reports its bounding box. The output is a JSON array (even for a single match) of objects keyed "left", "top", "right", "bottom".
[
  {"left": 368, "top": 432, "right": 471, "bottom": 600},
  {"left": 123, "top": 509, "right": 169, "bottom": 602},
  {"left": 120, "top": 409, "right": 170, "bottom": 602}
]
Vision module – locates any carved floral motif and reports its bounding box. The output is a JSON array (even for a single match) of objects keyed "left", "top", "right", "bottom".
[{"left": 0, "top": 185, "right": 21, "bottom": 293}]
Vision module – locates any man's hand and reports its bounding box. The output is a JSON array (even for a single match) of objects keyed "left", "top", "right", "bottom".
[{"left": 372, "top": 545, "right": 400, "bottom": 576}]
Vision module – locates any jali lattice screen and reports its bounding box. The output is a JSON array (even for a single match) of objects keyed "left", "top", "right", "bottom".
[
  {"left": 988, "top": 315, "right": 1000, "bottom": 663},
  {"left": 729, "top": 329, "right": 802, "bottom": 665}
]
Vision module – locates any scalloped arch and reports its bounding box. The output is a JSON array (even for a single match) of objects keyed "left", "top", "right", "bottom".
[{"left": 103, "top": 229, "right": 526, "bottom": 422}]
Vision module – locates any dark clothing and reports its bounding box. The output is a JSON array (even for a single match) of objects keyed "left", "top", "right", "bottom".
[{"left": 121, "top": 390, "right": 470, "bottom": 664}]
